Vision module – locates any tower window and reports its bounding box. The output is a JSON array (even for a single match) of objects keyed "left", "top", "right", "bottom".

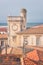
[
  {"left": 12, "top": 36, "right": 16, "bottom": 42},
  {"left": 24, "top": 26, "right": 25, "bottom": 28},
  {"left": 21, "top": 25, "right": 22, "bottom": 31},
  {"left": 23, "top": 36, "right": 28, "bottom": 45},
  {"left": 1, "top": 41, "right": 4, "bottom": 46}
]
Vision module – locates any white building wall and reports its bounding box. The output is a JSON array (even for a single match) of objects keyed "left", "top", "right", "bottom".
[
  {"left": 28, "top": 35, "right": 36, "bottom": 46},
  {"left": 20, "top": 35, "right": 36, "bottom": 46},
  {"left": 28, "top": 36, "right": 32, "bottom": 45}
]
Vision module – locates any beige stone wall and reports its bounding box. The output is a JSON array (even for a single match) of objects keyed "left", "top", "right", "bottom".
[
  {"left": 17, "top": 34, "right": 43, "bottom": 47},
  {"left": 20, "top": 9, "right": 27, "bottom": 30},
  {"left": 8, "top": 21, "right": 21, "bottom": 36},
  {"left": 28, "top": 35, "right": 36, "bottom": 46},
  {"left": 7, "top": 9, "right": 27, "bottom": 48},
  {"left": 7, "top": 9, "right": 43, "bottom": 48},
  {"left": 8, "top": 19, "right": 22, "bottom": 47},
  {"left": 17, "top": 34, "right": 36, "bottom": 47},
  {"left": 17, "top": 35, "right": 23, "bottom": 47}
]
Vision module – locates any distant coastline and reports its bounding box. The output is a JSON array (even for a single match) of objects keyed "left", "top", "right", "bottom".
[
  {"left": 0, "top": 23, "right": 43, "bottom": 27},
  {"left": 27, "top": 23, "right": 43, "bottom": 27}
]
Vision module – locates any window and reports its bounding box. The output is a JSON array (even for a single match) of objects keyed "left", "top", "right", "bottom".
[
  {"left": 1, "top": 41, "right": 4, "bottom": 46},
  {"left": 36, "top": 38, "right": 39, "bottom": 45},
  {"left": 29, "top": 35, "right": 36, "bottom": 46},
  {"left": 23, "top": 36, "right": 28, "bottom": 45},
  {"left": 12, "top": 36, "right": 16, "bottom": 42},
  {"left": 21, "top": 25, "right": 22, "bottom": 31}
]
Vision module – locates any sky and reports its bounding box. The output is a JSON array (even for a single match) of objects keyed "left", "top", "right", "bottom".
[{"left": 0, "top": 0, "right": 43, "bottom": 23}]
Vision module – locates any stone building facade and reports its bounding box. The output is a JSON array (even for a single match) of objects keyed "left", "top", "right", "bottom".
[
  {"left": 17, "top": 25, "right": 43, "bottom": 47},
  {"left": 8, "top": 9, "right": 27, "bottom": 47},
  {"left": 8, "top": 8, "right": 43, "bottom": 48}
]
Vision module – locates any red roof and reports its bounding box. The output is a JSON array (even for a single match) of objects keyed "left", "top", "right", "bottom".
[
  {"left": 26, "top": 50, "right": 39, "bottom": 61},
  {"left": 24, "top": 50, "right": 43, "bottom": 65},
  {"left": 0, "top": 34, "right": 8, "bottom": 38},
  {"left": 0, "top": 27, "right": 7, "bottom": 32},
  {"left": 17, "top": 24, "right": 43, "bottom": 34},
  {"left": 0, "top": 54, "right": 21, "bottom": 65}
]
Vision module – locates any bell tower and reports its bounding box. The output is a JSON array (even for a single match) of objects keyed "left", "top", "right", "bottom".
[
  {"left": 20, "top": 8, "right": 27, "bottom": 30},
  {"left": 7, "top": 16, "right": 22, "bottom": 47},
  {"left": 7, "top": 8, "right": 27, "bottom": 48}
]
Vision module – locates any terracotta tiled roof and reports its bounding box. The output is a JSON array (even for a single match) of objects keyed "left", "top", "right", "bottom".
[
  {"left": 24, "top": 50, "right": 43, "bottom": 65},
  {"left": 24, "top": 57, "right": 37, "bottom": 65},
  {"left": 0, "top": 34, "right": 8, "bottom": 38},
  {"left": 26, "top": 50, "right": 39, "bottom": 61},
  {"left": 2, "top": 47, "right": 22, "bottom": 55},
  {"left": 0, "top": 54, "right": 21, "bottom": 65},
  {"left": 0, "top": 27, "right": 7, "bottom": 38},
  {"left": 17, "top": 25, "right": 43, "bottom": 34},
  {"left": 37, "top": 50, "right": 43, "bottom": 61},
  {"left": 0, "top": 27, "right": 7, "bottom": 32}
]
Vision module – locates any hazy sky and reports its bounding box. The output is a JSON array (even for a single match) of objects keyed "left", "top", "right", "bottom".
[{"left": 0, "top": 0, "right": 43, "bottom": 23}]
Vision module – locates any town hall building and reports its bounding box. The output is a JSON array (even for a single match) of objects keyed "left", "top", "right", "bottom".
[
  {"left": 7, "top": 8, "right": 43, "bottom": 49},
  {"left": 8, "top": 9, "right": 43, "bottom": 47},
  {"left": 8, "top": 9, "right": 27, "bottom": 48}
]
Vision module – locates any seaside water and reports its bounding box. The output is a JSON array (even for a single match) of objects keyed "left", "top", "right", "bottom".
[
  {"left": 0, "top": 23, "right": 43, "bottom": 27},
  {"left": 27, "top": 23, "right": 43, "bottom": 27}
]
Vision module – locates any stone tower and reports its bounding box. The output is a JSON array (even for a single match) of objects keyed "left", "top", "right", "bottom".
[
  {"left": 20, "top": 8, "right": 27, "bottom": 30},
  {"left": 7, "top": 16, "right": 22, "bottom": 47},
  {"left": 7, "top": 8, "right": 27, "bottom": 48}
]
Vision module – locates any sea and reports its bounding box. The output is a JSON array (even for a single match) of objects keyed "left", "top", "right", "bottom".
[{"left": 0, "top": 23, "right": 43, "bottom": 27}]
